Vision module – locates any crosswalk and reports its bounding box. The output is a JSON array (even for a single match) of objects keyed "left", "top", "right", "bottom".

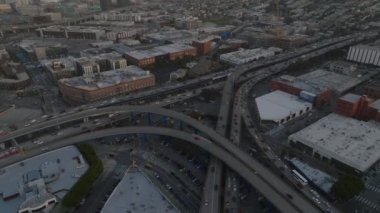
[
  {"left": 366, "top": 184, "right": 380, "bottom": 193},
  {"left": 354, "top": 195, "right": 380, "bottom": 212}
]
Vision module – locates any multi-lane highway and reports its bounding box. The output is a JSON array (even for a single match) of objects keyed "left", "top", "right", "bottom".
[
  {"left": 0, "top": 105, "right": 320, "bottom": 213},
  {"left": 1, "top": 31, "right": 378, "bottom": 213},
  {"left": 200, "top": 30, "right": 378, "bottom": 212}
]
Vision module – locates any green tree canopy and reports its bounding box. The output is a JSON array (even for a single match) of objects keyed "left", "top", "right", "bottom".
[{"left": 331, "top": 174, "right": 364, "bottom": 201}]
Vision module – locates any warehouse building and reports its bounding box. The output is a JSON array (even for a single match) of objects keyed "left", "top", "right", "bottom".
[
  {"left": 288, "top": 113, "right": 380, "bottom": 173},
  {"left": 255, "top": 90, "right": 312, "bottom": 125},
  {"left": 346, "top": 45, "right": 380, "bottom": 67},
  {"left": 58, "top": 65, "right": 155, "bottom": 104},
  {"left": 219, "top": 48, "right": 275, "bottom": 65},
  {"left": 271, "top": 70, "right": 362, "bottom": 107}
]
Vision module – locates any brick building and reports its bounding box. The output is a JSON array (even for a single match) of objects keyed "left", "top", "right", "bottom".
[
  {"left": 58, "top": 65, "right": 155, "bottom": 104},
  {"left": 271, "top": 70, "right": 362, "bottom": 107},
  {"left": 335, "top": 93, "right": 380, "bottom": 122},
  {"left": 125, "top": 44, "right": 197, "bottom": 67},
  {"left": 124, "top": 49, "right": 162, "bottom": 68},
  {"left": 155, "top": 44, "right": 197, "bottom": 61},
  {"left": 192, "top": 39, "right": 212, "bottom": 55}
]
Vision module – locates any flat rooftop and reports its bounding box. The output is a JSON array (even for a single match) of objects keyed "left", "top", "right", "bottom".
[
  {"left": 155, "top": 43, "right": 196, "bottom": 54},
  {"left": 255, "top": 90, "right": 312, "bottom": 122},
  {"left": 101, "top": 169, "right": 178, "bottom": 213},
  {"left": 276, "top": 69, "right": 361, "bottom": 94},
  {"left": 40, "top": 57, "right": 77, "bottom": 73},
  {"left": 289, "top": 113, "right": 380, "bottom": 172},
  {"left": 59, "top": 65, "right": 153, "bottom": 90},
  {"left": 0, "top": 146, "right": 88, "bottom": 213},
  {"left": 371, "top": 99, "right": 380, "bottom": 110},
  {"left": 146, "top": 30, "right": 195, "bottom": 41},
  {"left": 339, "top": 93, "right": 361, "bottom": 103},
  {"left": 126, "top": 49, "right": 166, "bottom": 60},
  {"left": 37, "top": 25, "right": 106, "bottom": 33},
  {"left": 220, "top": 48, "right": 274, "bottom": 60}
]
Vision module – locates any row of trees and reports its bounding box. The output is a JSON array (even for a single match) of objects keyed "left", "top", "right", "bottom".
[{"left": 62, "top": 144, "right": 104, "bottom": 207}]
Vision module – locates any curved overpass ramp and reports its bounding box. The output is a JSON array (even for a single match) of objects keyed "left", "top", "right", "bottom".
[{"left": 0, "top": 106, "right": 321, "bottom": 213}]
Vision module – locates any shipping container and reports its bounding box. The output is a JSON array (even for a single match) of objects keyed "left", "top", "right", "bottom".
[{"left": 299, "top": 90, "right": 316, "bottom": 103}]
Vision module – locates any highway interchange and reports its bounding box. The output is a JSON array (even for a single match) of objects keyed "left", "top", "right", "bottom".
[{"left": 0, "top": 30, "right": 379, "bottom": 213}]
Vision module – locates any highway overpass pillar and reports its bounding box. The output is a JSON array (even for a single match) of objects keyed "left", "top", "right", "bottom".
[
  {"left": 130, "top": 112, "right": 136, "bottom": 124},
  {"left": 147, "top": 113, "right": 152, "bottom": 125},
  {"left": 11, "top": 138, "right": 19, "bottom": 147},
  {"left": 179, "top": 121, "right": 185, "bottom": 130}
]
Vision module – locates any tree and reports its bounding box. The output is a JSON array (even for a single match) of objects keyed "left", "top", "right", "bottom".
[{"left": 331, "top": 174, "right": 364, "bottom": 201}]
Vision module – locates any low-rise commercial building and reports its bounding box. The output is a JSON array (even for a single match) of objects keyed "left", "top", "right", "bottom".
[
  {"left": 0, "top": 146, "right": 88, "bottom": 213},
  {"left": 347, "top": 45, "right": 380, "bottom": 67},
  {"left": 40, "top": 57, "right": 78, "bottom": 83},
  {"left": 255, "top": 90, "right": 312, "bottom": 125},
  {"left": 219, "top": 48, "right": 275, "bottom": 65},
  {"left": 271, "top": 70, "right": 362, "bottom": 107},
  {"left": 288, "top": 113, "right": 380, "bottom": 173},
  {"left": 58, "top": 65, "right": 155, "bottom": 104}
]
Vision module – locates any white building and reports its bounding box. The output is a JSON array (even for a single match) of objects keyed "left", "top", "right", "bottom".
[
  {"left": 220, "top": 48, "right": 275, "bottom": 65},
  {"left": 346, "top": 45, "right": 380, "bottom": 67},
  {"left": 289, "top": 113, "right": 380, "bottom": 173},
  {"left": 255, "top": 90, "right": 312, "bottom": 124}
]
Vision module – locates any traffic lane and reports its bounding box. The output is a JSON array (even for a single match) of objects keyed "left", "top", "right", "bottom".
[
  {"left": 200, "top": 158, "right": 222, "bottom": 213},
  {"left": 145, "top": 164, "right": 200, "bottom": 210},
  {"left": 1, "top": 107, "right": 320, "bottom": 213},
  {"left": 3, "top": 126, "right": 308, "bottom": 213},
  {"left": 157, "top": 145, "right": 205, "bottom": 181}
]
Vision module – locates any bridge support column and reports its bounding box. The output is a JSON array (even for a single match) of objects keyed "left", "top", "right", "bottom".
[
  {"left": 11, "top": 138, "right": 19, "bottom": 147},
  {"left": 130, "top": 112, "right": 135, "bottom": 125},
  {"left": 179, "top": 121, "right": 185, "bottom": 130},
  {"left": 142, "top": 134, "right": 148, "bottom": 143},
  {"left": 83, "top": 117, "right": 89, "bottom": 123},
  {"left": 147, "top": 113, "right": 152, "bottom": 125},
  {"left": 161, "top": 116, "right": 168, "bottom": 126}
]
